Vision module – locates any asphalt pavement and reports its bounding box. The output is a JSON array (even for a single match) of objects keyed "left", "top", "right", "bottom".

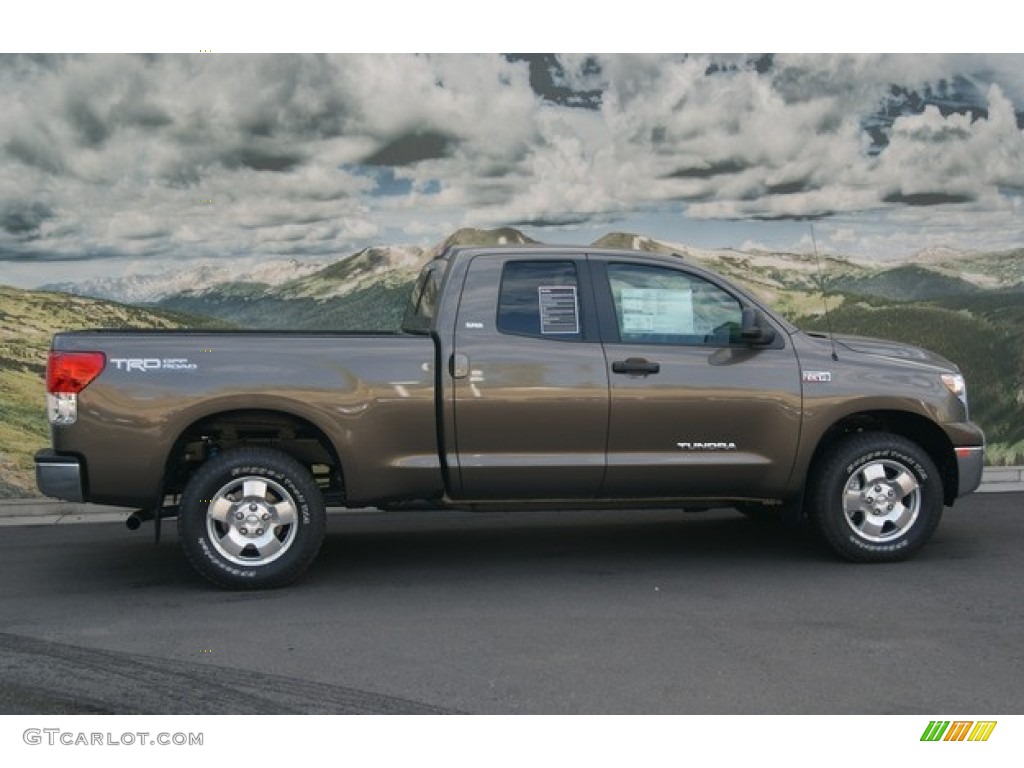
[{"left": 0, "top": 492, "right": 1021, "bottom": 714}]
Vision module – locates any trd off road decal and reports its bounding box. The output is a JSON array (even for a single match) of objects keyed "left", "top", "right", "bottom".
[{"left": 111, "top": 357, "right": 198, "bottom": 372}]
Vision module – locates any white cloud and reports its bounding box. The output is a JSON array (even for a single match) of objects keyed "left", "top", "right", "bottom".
[
  {"left": 1, "top": 53, "right": 1022, "bottom": 287},
  {"left": 877, "top": 85, "right": 1024, "bottom": 198}
]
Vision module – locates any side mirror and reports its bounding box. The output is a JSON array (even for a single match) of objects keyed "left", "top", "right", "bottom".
[{"left": 741, "top": 307, "right": 777, "bottom": 346}]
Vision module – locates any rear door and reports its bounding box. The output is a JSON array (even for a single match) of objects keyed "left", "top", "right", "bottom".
[
  {"left": 594, "top": 258, "right": 802, "bottom": 498},
  {"left": 450, "top": 254, "right": 609, "bottom": 499}
]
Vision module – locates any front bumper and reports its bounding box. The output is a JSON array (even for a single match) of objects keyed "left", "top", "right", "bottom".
[
  {"left": 34, "top": 449, "right": 85, "bottom": 502},
  {"left": 955, "top": 445, "right": 985, "bottom": 498}
]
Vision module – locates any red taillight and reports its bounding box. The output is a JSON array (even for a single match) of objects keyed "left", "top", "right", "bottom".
[{"left": 46, "top": 351, "right": 106, "bottom": 394}]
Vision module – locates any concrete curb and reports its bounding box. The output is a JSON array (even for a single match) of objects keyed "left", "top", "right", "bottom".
[
  {"left": 2, "top": 466, "right": 1021, "bottom": 526},
  {"left": 976, "top": 466, "right": 1024, "bottom": 494},
  {"left": 0, "top": 499, "right": 129, "bottom": 526}
]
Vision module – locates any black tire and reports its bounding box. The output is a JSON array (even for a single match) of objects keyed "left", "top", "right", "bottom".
[
  {"left": 178, "top": 447, "right": 326, "bottom": 589},
  {"left": 808, "top": 433, "right": 943, "bottom": 562}
]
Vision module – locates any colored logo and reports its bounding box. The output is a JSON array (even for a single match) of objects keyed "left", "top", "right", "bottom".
[{"left": 921, "top": 721, "right": 997, "bottom": 742}]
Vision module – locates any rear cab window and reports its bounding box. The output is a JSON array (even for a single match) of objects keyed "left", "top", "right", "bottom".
[{"left": 497, "top": 261, "right": 584, "bottom": 341}]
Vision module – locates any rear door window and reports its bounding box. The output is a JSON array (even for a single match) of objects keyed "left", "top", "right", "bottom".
[{"left": 497, "top": 261, "right": 583, "bottom": 341}]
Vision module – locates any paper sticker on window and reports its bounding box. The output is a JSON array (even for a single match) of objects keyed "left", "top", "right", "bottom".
[
  {"left": 620, "top": 288, "right": 693, "bottom": 334},
  {"left": 538, "top": 285, "right": 580, "bottom": 334}
]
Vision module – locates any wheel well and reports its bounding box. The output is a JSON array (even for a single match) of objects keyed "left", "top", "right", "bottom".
[
  {"left": 808, "top": 411, "right": 958, "bottom": 505},
  {"left": 163, "top": 409, "right": 346, "bottom": 504}
]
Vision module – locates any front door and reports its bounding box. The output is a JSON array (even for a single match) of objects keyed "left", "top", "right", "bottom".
[{"left": 594, "top": 259, "right": 802, "bottom": 499}]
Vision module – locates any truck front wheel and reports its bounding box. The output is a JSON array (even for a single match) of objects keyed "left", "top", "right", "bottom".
[
  {"left": 178, "top": 447, "right": 326, "bottom": 589},
  {"left": 809, "top": 433, "right": 943, "bottom": 562}
]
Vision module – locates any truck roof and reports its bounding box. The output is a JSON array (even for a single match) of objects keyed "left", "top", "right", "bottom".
[{"left": 440, "top": 243, "right": 690, "bottom": 262}]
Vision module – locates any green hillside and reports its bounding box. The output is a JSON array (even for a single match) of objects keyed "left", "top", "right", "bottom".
[
  {"left": 827, "top": 265, "right": 982, "bottom": 301},
  {"left": 160, "top": 280, "right": 415, "bottom": 331},
  {"left": 930, "top": 248, "right": 1024, "bottom": 285},
  {"left": 0, "top": 286, "right": 226, "bottom": 497},
  {"left": 797, "top": 295, "right": 1024, "bottom": 465}
]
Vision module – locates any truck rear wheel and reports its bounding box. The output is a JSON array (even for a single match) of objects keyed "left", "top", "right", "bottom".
[
  {"left": 809, "top": 433, "right": 943, "bottom": 562},
  {"left": 178, "top": 447, "right": 326, "bottom": 589}
]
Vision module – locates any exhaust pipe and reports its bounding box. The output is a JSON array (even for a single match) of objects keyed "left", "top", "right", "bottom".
[
  {"left": 125, "top": 505, "right": 178, "bottom": 531},
  {"left": 125, "top": 510, "right": 147, "bottom": 530}
]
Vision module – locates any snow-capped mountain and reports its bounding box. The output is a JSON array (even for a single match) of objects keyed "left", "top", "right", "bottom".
[
  {"left": 41, "top": 258, "right": 327, "bottom": 304},
  {"left": 38, "top": 227, "right": 540, "bottom": 306}
]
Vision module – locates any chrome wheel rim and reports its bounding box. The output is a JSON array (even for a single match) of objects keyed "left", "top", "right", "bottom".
[
  {"left": 842, "top": 459, "right": 922, "bottom": 542},
  {"left": 205, "top": 476, "right": 299, "bottom": 566}
]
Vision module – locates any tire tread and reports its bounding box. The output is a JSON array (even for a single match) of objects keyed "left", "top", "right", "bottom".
[
  {"left": 808, "top": 432, "right": 943, "bottom": 563},
  {"left": 177, "top": 447, "right": 326, "bottom": 589}
]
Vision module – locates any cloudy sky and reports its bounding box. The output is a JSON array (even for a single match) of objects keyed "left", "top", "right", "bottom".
[{"left": 2, "top": 53, "right": 1023, "bottom": 288}]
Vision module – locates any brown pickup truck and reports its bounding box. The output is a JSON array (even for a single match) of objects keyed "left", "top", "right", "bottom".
[{"left": 36, "top": 245, "right": 985, "bottom": 588}]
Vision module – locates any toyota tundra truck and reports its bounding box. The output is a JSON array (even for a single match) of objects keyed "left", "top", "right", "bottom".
[{"left": 35, "top": 245, "right": 986, "bottom": 588}]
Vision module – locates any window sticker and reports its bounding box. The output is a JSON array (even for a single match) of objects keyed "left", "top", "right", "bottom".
[
  {"left": 619, "top": 288, "right": 693, "bottom": 334},
  {"left": 538, "top": 285, "right": 580, "bottom": 334}
]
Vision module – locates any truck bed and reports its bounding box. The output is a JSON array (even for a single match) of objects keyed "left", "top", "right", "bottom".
[{"left": 49, "top": 330, "right": 442, "bottom": 506}]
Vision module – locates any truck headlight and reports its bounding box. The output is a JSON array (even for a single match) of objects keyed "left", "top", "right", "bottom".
[{"left": 941, "top": 373, "right": 968, "bottom": 411}]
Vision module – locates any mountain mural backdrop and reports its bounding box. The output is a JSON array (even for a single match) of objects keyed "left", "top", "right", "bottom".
[{"left": 3, "top": 227, "right": 1021, "bottom": 498}]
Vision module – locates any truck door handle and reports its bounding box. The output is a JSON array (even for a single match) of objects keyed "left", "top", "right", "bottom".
[
  {"left": 612, "top": 358, "right": 660, "bottom": 375},
  {"left": 450, "top": 353, "right": 470, "bottom": 379}
]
